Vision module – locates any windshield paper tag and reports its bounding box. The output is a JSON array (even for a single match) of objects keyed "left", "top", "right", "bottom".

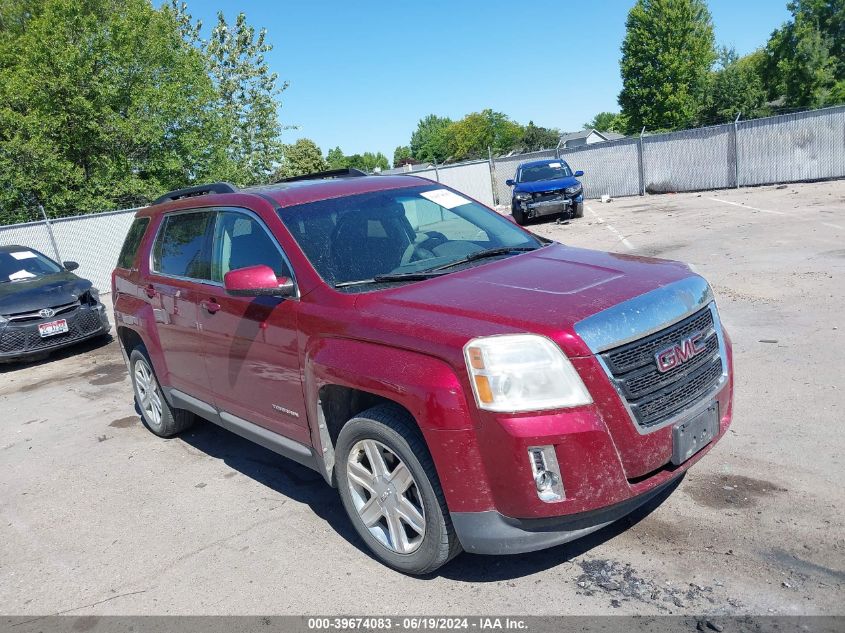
[
  {"left": 9, "top": 270, "right": 36, "bottom": 280},
  {"left": 420, "top": 189, "right": 470, "bottom": 210},
  {"left": 10, "top": 251, "right": 37, "bottom": 260},
  {"left": 548, "top": 162, "right": 562, "bottom": 168}
]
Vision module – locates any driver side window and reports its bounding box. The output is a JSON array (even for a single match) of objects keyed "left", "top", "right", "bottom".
[{"left": 210, "top": 210, "right": 291, "bottom": 282}]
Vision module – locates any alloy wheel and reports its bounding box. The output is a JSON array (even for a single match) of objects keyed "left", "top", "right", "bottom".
[
  {"left": 346, "top": 439, "right": 426, "bottom": 554},
  {"left": 133, "top": 358, "right": 163, "bottom": 428}
]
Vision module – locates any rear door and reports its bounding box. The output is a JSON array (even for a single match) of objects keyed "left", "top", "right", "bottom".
[
  {"left": 199, "top": 208, "right": 309, "bottom": 444},
  {"left": 146, "top": 209, "right": 215, "bottom": 399}
]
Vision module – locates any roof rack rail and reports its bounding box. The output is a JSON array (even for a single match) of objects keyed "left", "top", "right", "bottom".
[
  {"left": 275, "top": 168, "right": 368, "bottom": 183},
  {"left": 152, "top": 182, "right": 238, "bottom": 206}
]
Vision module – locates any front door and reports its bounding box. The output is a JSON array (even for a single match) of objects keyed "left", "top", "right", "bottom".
[
  {"left": 199, "top": 208, "right": 309, "bottom": 445},
  {"left": 147, "top": 210, "right": 215, "bottom": 399}
]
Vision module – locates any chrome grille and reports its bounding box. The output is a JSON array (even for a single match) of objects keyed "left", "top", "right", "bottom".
[
  {"left": 600, "top": 306, "right": 725, "bottom": 429},
  {"left": 5, "top": 301, "right": 80, "bottom": 323}
]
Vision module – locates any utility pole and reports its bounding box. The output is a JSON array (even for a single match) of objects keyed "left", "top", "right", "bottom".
[{"left": 39, "top": 204, "right": 62, "bottom": 263}]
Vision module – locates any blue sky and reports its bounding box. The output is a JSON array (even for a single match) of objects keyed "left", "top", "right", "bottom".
[{"left": 183, "top": 0, "right": 791, "bottom": 162}]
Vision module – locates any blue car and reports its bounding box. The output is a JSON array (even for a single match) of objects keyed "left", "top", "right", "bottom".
[{"left": 506, "top": 159, "right": 584, "bottom": 225}]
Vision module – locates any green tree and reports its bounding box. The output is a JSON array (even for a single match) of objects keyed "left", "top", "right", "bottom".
[
  {"left": 764, "top": 0, "right": 845, "bottom": 108},
  {"left": 519, "top": 121, "right": 561, "bottom": 151},
  {"left": 584, "top": 112, "right": 627, "bottom": 133},
  {"left": 325, "top": 146, "right": 347, "bottom": 169},
  {"left": 345, "top": 152, "right": 389, "bottom": 172},
  {"left": 0, "top": 0, "right": 225, "bottom": 223},
  {"left": 409, "top": 114, "right": 453, "bottom": 163},
  {"left": 618, "top": 0, "right": 717, "bottom": 132},
  {"left": 448, "top": 110, "right": 523, "bottom": 160},
  {"left": 393, "top": 145, "right": 414, "bottom": 167},
  {"left": 702, "top": 48, "right": 769, "bottom": 123},
  {"left": 275, "top": 139, "right": 326, "bottom": 179},
  {"left": 205, "top": 11, "right": 287, "bottom": 185},
  {"left": 325, "top": 147, "right": 389, "bottom": 172}
]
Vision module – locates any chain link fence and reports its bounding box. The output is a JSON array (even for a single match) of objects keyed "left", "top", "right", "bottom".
[
  {"left": 737, "top": 106, "right": 845, "bottom": 186},
  {"left": 0, "top": 208, "right": 139, "bottom": 293},
  {"left": 411, "top": 159, "right": 497, "bottom": 208},
  {"left": 560, "top": 138, "right": 641, "bottom": 198},
  {"left": 1, "top": 106, "right": 842, "bottom": 293}
]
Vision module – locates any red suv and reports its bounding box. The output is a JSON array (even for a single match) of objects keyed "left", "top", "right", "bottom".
[{"left": 112, "top": 170, "right": 733, "bottom": 574}]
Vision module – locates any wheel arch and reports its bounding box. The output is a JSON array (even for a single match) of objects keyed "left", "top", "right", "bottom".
[{"left": 304, "top": 337, "right": 494, "bottom": 513}]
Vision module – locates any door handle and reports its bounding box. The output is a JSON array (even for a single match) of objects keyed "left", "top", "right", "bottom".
[
  {"left": 201, "top": 299, "right": 221, "bottom": 314},
  {"left": 144, "top": 284, "right": 156, "bottom": 299}
]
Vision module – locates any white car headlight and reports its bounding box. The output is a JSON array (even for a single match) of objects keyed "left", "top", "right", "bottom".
[
  {"left": 514, "top": 192, "right": 533, "bottom": 200},
  {"left": 464, "top": 334, "right": 592, "bottom": 413}
]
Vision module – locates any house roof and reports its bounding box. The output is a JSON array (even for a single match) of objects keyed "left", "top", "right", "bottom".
[{"left": 559, "top": 129, "right": 625, "bottom": 144}]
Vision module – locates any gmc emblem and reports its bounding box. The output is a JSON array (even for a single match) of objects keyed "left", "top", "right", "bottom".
[{"left": 655, "top": 331, "right": 707, "bottom": 373}]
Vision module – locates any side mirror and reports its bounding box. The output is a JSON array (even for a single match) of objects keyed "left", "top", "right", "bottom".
[
  {"left": 574, "top": 170, "right": 584, "bottom": 177},
  {"left": 505, "top": 179, "right": 515, "bottom": 187},
  {"left": 224, "top": 265, "right": 295, "bottom": 298},
  {"left": 63, "top": 261, "right": 80, "bottom": 272}
]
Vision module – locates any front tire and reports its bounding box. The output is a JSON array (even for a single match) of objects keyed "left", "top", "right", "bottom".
[
  {"left": 512, "top": 206, "right": 527, "bottom": 225},
  {"left": 573, "top": 201, "right": 584, "bottom": 218},
  {"left": 335, "top": 405, "right": 461, "bottom": 575},
  {"left": 129, "top": 346, "right": 194, "bottom": 438}
]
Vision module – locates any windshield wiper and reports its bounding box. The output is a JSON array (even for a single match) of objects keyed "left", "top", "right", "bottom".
[
  {"left": 429, "top": 246, "right": 541, "bottom": 272},
  {"left": 334, "top": 271, "right": 447, "bottom": 288},
  {"left": 333, "top": 246, "right": 543, "bottom": 288}
]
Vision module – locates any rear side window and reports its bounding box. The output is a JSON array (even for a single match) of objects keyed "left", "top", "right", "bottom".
[
  {"left": 116, "top": 218, "right": 149, "bottom": 269},
  {"left": 152, "top": 212, "right": 212, "bottom": 280}
]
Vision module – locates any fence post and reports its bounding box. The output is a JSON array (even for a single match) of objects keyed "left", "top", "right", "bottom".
[
  {"left": 433, "top": 158, "right": 440, "bottom": 182},
  {"left": 487, "top": 146, "right": 499, "bottom": 206},
  {"left": 555, "top": 139, "right": 562, "bottom": 160},
  {"left": 38, "top": 204, "right": 62, "bottom": 263},
  {"left": 733, "top": 112, "right": 742, "bottom": 188},
  {"left": 638, "top": 127, "right": 646, "bottom": 196}
]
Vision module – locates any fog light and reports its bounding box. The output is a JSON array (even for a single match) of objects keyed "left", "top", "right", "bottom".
[{"left": 528, "top": 446, "right": 565, "bottom": 503}]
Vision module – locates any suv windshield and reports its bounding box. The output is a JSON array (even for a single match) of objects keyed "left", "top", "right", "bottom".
[
  {"left": 0, "top": 249, "right": 62, "bottom": 283},
  {"left": 278, "top": 184, "right": 540, "bottom": 287},
  {"left": 518, "top": 162, "right": 572, "bottom": 183}
]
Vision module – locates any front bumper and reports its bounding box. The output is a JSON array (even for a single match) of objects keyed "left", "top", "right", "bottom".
[
  {"left": 514, "top": 193, "right": 582, "bottom": 218},
  {"left": 0, "top": 304, "right": 110, "bottom": 361},
  {"left": 452, "top": 473, "right": 682, "bottom": 554}
]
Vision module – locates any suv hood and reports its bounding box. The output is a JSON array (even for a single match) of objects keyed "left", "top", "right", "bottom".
[
  {"left": 0, "top": 272, "right": 91, "bottom": 316},
  {"left": 354, "top": 243, "right": 697, "bottom": 358},
  {"left": 513, "top": 176, "right": 580, "bottom": 194}
]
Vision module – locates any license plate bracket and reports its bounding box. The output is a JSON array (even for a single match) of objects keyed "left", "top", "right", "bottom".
[
  {"left": 672, "top": 402, "right": 719, "bottom": 465},
  {"left": 38, "top": 319, "right": 69, "bottom": 338}
]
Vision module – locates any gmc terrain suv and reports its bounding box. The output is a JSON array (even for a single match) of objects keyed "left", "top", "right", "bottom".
[
  {"left": 506, "top": 158, "right": 585, "bottom": 225},
  {"left": 112, "top": 169, "right": 733, "bottom": 574}
]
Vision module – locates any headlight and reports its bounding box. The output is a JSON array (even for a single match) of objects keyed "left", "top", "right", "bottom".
[
  {"left": 514, "top": 192, "right": 533, "bottom": 201},
  {"left": 0, "top": 314, "right": 8, "bottom": 326},
  {"left": 464, "top": 334, "right": 592, "bottom": 412},
  {"left": 565, "top": 185, "right": 582, "bottom": 195}
]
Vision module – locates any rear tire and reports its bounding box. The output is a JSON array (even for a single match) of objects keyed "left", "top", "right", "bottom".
[
  {"left": 129, "top": 346, "right": 194, "bottom": 438},
  {"left": 335, "top": 404, "right": 461, "bottom": 575}
]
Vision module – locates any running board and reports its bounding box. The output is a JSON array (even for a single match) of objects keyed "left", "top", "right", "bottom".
[{"left": 167, "top": 388, "right": 319, "bottom": 472}]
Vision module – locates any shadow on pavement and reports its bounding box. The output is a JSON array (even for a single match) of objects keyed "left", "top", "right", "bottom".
[
  {"left": 0, "top": 333, "right": 115, "bottom": 373},
  {"left": 177, "top": 416, "right": 684, "bottom": 581},
  {"left": 178, "top": 418, "right": 368, "bottom": 556}
]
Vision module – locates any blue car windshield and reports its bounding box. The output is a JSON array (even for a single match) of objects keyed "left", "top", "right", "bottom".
[{"left": 518, "top": 163, "right": 572, "bottom": 183}]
